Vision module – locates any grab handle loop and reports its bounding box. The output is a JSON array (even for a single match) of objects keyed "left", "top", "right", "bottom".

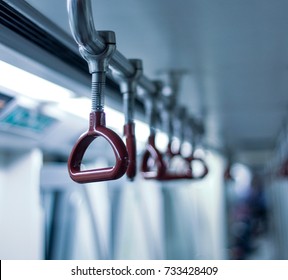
[
  {"left": 67, "top": 30, "right": 128, "bottom": 183},
  {"left": 155, "top": 140, "right": 190, "bottom": 181},
  {"left": 184, "top": 156, "right": 209, "bottom": 179},
  {"left": 166, "top": 140, "right": 181, "bottom": 159},
  {"left": 113, "top": 59, "right": 143, "bottom": 180},
  {"left": 141, "top": 134, "right": 166, "bottom": 179},
  {"left": 68, "top": 112, "right": 128, "bottom": 183},
  {"left": 124, "top": 122, "right": 137, "bottom": 179}
]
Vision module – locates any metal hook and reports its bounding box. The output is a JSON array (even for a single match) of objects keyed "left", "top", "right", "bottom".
[
  {"left": 141, "top": 134, "right": 166, "bottom": 179},
  {"left": 141, "top": 85, "right": 191, "bottom": 181},
  {"left": 141, "top": 81, "right": 166, "bottom": 179},
  {"left": 67, "top": 0, "right": 106, "bottom": 55},
  {"left": 112, "top": 59, "right": 143, "bottom": 180},
  {"left": 155, "top": 82, "right": 192, "bottom": 180}
]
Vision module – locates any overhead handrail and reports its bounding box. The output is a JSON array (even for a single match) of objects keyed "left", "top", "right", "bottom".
[
  {"left": 67, "top": 0, "right": 209, "bottom": 182},
  {"left": 67, "top": 29, "right": 128, "bottom": 183},
  {"left": 158, "top": 104, "right": 189, "bottom": 180},
  {"left": 140, "top": 81, "right": 166, "bottom": 179},
  {"left": 112, "top": 59, "right": 143, "bottom": 180},
  {"left": 141, "top": 73, "right": 205, "bottom": 181},
  {"left": 67, "top": 0, "right": 156, "bottom": 93},
  {"left": 156, "top": 73, "right": 193, "bottom": 180},
  {"left": 159, "top": 108, "right": 205, "bottom": 181}
]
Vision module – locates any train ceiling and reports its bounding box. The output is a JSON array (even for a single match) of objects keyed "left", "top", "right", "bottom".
[{"left": 22, "top": 0, "right": 288, "bottom": 168}]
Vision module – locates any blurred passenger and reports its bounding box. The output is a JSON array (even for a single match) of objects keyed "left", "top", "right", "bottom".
[{"left": 230, "top": 173, "right": 267, "bottom": 259}]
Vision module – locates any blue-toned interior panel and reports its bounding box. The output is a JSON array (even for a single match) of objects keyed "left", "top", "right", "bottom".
[{"left": 0, "top": 106, "right": 57, "bottom": 133}]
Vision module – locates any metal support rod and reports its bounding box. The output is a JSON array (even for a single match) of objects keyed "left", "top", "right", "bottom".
[
  {"left": 143, "top": 81, "right": 162, "bottom": 135},
  {"left": 91, "top": 72, "right": 105, "bottom": 111},
  {"left": 112, "top": 59, "right": 143, "bottom": 180},
  {"left": 160, "top": 109, "right": 173, "bottom": 141},
  {"left": 146, "top": 101, "right": 157, "bottom": 136},
  {"left": 158, "top": 93, "right": 174, "bottom": 140},
  {"left": 187, "top": 116, "right": 204, "bottom": 153},
  {"left": 67, "top": 0, "right": 156, "bottom": 94},
  {"left": 78, "top": 30, "right": 116, "bottom": 112},
  {"left": 158, "top": 70, "right": 186, "bottom": 142},
  {"left": 174, "top": 106, "right": 187, "bottom": 142},
  {"left": 112, "top": 59, "right": 143, "bottom": 123}
]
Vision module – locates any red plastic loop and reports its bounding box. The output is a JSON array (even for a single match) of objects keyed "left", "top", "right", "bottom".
[
  {"left": 157, "top": 141, "right": 190, "bottom": 181},
  {"left": 124, "top": 122, "right": 137, "bottom": 180},
  {"left": 68, "top": 112, "right": 128, "bottom": 183},
  {"left": 184, "top": 156, "right": 209, "bottom": 179},
  {"left": 165, "top": 141, "right": 181, "bottom": 159},
  {"left": 141, "top": 134, "right": 166, "bottom": 179},
  {"left": 141, "top": 137, "right": 209, "bottom": 181}
]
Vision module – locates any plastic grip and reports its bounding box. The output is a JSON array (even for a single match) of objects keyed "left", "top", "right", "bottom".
[
  {"left": 124, "top": 122, "right": 137, "bottom": 180},
  {"left": 68, "top": 112, "right": 128, "bottom": 183},
  {"left": 185, "top": 156, "right": 209, "bottom": 179},
  {"left": 157, "top": 141, "right": 188, "bottom": 181},
  {"left": 165, "top": 141, "right": 180, "bottom": 159},
  {"left": 141, "top": 135, "right": 166, "bottom": 179}
]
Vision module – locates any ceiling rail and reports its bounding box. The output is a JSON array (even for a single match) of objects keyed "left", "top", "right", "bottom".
[{"left": 67, "top": 0, "right": 157, "bottom": 95}]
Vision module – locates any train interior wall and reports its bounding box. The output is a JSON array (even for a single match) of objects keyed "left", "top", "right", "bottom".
[
  {"left": 1, "top": 0, "right": 288, "bottom": 261},
  {"left": 0, "top": 147, "right": 229, "bottom": 259}
]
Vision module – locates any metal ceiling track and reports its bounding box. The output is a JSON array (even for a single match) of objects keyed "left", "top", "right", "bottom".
[
  {"left": 67, "top": 0, "right": 157, "bottom": 95},
  {"left": 0, "top": 0, "right": 147, "bottom": 114},
  {"left": 2, "top": 0, "right": 156, "bottom": 95}
]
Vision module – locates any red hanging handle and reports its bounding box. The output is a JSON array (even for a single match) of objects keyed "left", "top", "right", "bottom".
[
  {"left": 124, "top": 122, "right": 137, "bottom": 180},
  {"left": 141, "top": 138, "right": 208, "bottom": 181},
  {"left": 184, "top": 156, "right": 209, "bottom": 179},
  {"left": 165, "top": 140, "right": 181, "bottom": 158},
  {"left": 68, "top": 111, "right": 128, "bottom": 183},
  {"left": 157, "top": 140, "right": 189, "bottom": 180},
  {"left": 141, "top": 134, "right": 166, "bottom": 179}
]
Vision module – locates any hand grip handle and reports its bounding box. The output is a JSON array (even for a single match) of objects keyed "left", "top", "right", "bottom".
[
  {"left": 68, "top": 112, "right": 128, "bottom": 183},
  {"left": 124, "top": 122, "right": 137, "bottom": 180},
  {"left": 159, "top": 141, "right": 188, "bottom": 180},
  {"left": 185, "top": 156, "right": 209, "bottom": 179},
  {"left": 158, "top": 156, "right": 209, "bottom": 181},
  {"left": 165, "top": 141, "right": 181, "bottom": 159},
  {"left": 141, "top": 135, "right": 166, "bottom": 179}
]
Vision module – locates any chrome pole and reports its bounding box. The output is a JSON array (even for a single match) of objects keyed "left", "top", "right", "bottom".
[{"left": 67, "top": 0, "right": 157, "bottom": 94}]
